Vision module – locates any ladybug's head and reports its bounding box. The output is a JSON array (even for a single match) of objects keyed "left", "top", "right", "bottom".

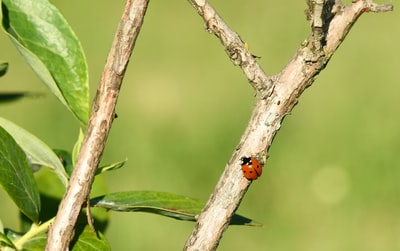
[{"left": 240, "top": 156, "right": 252, "bottom": 165}]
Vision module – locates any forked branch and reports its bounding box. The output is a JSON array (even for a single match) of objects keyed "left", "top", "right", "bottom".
[{"left": 184, "top": 1, "right": 393, "bottom": 250}]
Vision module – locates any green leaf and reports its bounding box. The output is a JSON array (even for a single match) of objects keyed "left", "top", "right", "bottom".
[
  {"left": 53, "top": 149, "right": 74, "bottom": 176},
  {"left": 0, "top": 92, "right": 28, "bottom": 103},
  {"left": 0, "top": 92, "right": 41, "bottom": 103},
  {"left": 22, "top": 224, "right": 110, "bottom": 251},
  {"left": 1, "top": 0, "right": 90, "bottom": 126},
  {"left": 0, "top": 232, "right": 16, "bottom": 249},
  {"left": 3, "top": 228, "right": 23, "bottom": 243},
  {"left": 91, "top": 191, "right": 262, "bottom": 226},
  {"left": 0, "top": 220, "right": 17, "bottom": 249},
  {"left": 70, "top": 225, "right": 110, "bottom": 251},
  {"left": 0, "top": 126, "right": 41, "bottom": 222},
  {"left": 0, "top": 117, "right": 68, "bottom": 187},
  {"left": 0, "top": 62, "right": 8, "bottom": 77},
  {"left": 231, "top": 213, "right": 262, "bottom": 226},
  {"left": 96, "top": 159, "right": 126, "bottom": 175},
  {"left": 72, "top": 128, "right": 84, "bottom": 166}
]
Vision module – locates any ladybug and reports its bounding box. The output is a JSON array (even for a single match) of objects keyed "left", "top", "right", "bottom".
[{"left": 241, "top": 156, "right": 262, "bottom": 180}]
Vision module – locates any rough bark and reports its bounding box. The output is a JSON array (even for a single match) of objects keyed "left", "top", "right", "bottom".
[
  {"left": 45, "top": 0, "right": 149, "bottom": 250},
  {"left": 183, "top": 1, "right": 393, "bottom": 250}
]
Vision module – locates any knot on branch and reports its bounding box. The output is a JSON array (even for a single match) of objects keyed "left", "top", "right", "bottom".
[
  {"left": 206, "top": 16, "right": 251, "bottom": 67},
  {"left": 205, "top": 16, "right": 219, "bottom": 34},
  {"left": 226, "top": 43, "right": 247, "bottom": 66}
]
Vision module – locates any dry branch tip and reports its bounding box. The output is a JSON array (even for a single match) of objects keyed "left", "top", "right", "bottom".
[{"left": 363, "top": 2, "right": 394, "bottom": 13}]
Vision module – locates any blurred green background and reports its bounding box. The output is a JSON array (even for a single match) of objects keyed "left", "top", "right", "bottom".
[{"left": 1, "top": 1, "right": 400, "bottom": 250}]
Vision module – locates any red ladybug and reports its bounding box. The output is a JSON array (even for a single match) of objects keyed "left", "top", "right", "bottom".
[{"left": 241, "top": 156, "right": 262, "bottom": 180}]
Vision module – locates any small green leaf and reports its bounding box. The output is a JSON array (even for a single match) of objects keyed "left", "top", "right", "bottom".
[
  {"left": 3, "top": 228, "right": 23, "bottom": 243},
  {"left": 72, "top": 128, "right": 84, "bottom": 165},
  {"left": 22, "top": 224, "right": 110, "bottom": 251},
  {"left": 53, "top": 149, "right": 74, "bottom": 176},
  {"left": 0, "top": 92, "right": 27, "bottom": 103},
  {"left": 0, "top": 62, "right": 8, "bottom": 77},
  {"left": 0, "top": 92, "right": 41, "bottom": 103},
  {"left": 96, "top": 159, "right": 126, "bottom": 175},
  {"left": 0, "top": 220, "right": 16, "bottom": 249},
  {"left": 231, "top": 214, "right": 262, "bottom": 226},
  {"left": 91, "top": 191, "right": 261, "bottom": 226},
  {"left": 0, "top": 232, "right": 16, "bottom": 249},
  {"left": 70, "top": 225, "right": 110, "bottom": 251},
  {"left": 0, "top": 126, "right": 41, "bottom": 222},
  {"left": 0, "top": 117, "right": 68, "bottom": 187},
  {"left": 1, "top": 0, "right": 90, "bottom": 126}
]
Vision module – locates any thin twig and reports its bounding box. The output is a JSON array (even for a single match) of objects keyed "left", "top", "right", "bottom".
[
  {"left": 183, "top": 1, "right": 393, "bottom": 250},
  {"left": 45, "top": 0, "right": 149, "bottom": 250},
  {"left": 187, "top": 0, "right": 272, "bottom": 95}
]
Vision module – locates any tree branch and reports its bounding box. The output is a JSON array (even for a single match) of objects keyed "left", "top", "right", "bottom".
[
  {"left": 187, "top": 0, "right": 272, "bottom": 95},
  {"left": 183, "top": 1, "right": 393, "bottom": 250},
  {"left": 45, "top": 0, "right": 149, "bottom": 250}
]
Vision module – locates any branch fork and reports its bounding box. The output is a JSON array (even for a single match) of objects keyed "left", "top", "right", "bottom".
[{"left": 184, "top": 1, "right": 393, "bottom": 250}]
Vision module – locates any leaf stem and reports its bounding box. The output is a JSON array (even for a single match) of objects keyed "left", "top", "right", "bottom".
[{"left": 14, "top": 218, "right": 54, "bottom": 250}]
